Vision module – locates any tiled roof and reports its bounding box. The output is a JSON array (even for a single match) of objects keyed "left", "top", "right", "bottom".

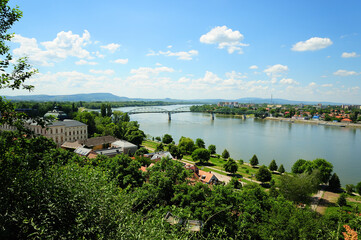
[
  {"left": 61, "top": 141, "right": 82, "bottom": 149},
  {"left": 79, "top": 135, "right": 118, "bottom": 147},
  {"left": 74, "top": 147, "right": 92, "bottom": 156}
]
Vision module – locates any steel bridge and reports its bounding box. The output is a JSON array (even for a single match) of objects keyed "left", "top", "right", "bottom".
[{"left": 127, "top": 106, "right": 191, "bottom": 120}]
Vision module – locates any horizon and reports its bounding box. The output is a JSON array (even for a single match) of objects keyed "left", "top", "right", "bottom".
[{"left": 1, "top": 1, "right": 361, "bottom": 104}]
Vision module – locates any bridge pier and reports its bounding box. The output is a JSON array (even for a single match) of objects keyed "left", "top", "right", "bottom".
[
  {"left": 211, "top": 112, "right": 214, "bottom": 120},
  {"left": 168, "top": 112, "right": 171, "bottom": 121}
]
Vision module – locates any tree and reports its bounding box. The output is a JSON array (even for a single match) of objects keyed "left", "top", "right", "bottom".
[
  {"left": 101, "top": 103, "right": 106, "bottom": 117},
  {"left": 134, "top": 147, "right": 149, "bottom": 156},
  {"left": 208, "top": 144, "right": 216, "bottom": 155},
  {"left": 228, "top": 177, "right": 242, "bottom": 189},
  {"left": 191, "top": 148, "right": 210, "bottom": 164},
  {"left": 278, "top": 172, "right": 320, "bottom": 203},
  {"left": 178, "top": 136, "right": 195, "bottom": 155},
  {"left": 291, "top": 159, "right": 307, "bottom": 173},
  {"left": 250, "top": 154, "right": 259, "bottom": 167},
  {"left": 269, "top": 159, "right": 278, "bottom": 171},
  {"left": 106, "top": 104, "right": 112, "bottom": 117},
  {"left": 0, "top": 1, "right": 37, "bottom": 131},
  {"left": 328, "top": 173, "right": 341, "bottom": 190},
  {"left": 356, "top": 182, "right": 361, "bottom": 196},
  {"left": 278, "top": 164, "right": 285, "bottom": 174},
  {"left": 155, "top": 136, "right": 161, "bottom": 141},
  {"left": 195, "top": 138, "right": 205, "bottom": 149},
  {"left": 162, "top": 134, "right": 173, "bottom": 144},
  {"left": 337, "top": 193, "right": 347, "bottom": 207},
  {"left": 167, "top": 143, "right": 183, "bottom": 160},
  {"left": 155, "top": 143, "right": 164, "bottom": 152},
  {"left": 345, "top": 184, "right": 354, "bottom": 195},
  {"left": 312, "top": 158, "right": 333, "bottom": 184},
  {"left": 222, "top": 149, "right": 230, "bottom": 159},
  {"left": 224, "top": 158, "right": 238, "bottom": 174},
  {"left": 74, "top": 111, "right": 96, "bottom": 137},
  {"left": 255, "top": 165, "right": 272, "bottom": 183}
]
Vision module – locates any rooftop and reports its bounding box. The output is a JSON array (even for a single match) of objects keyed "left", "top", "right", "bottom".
[{"left": 79, "top": 135, "right": 118, "bottom": 147}]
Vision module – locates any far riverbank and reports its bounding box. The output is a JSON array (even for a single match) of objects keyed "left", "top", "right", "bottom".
[{"left": 265, "top": 117, "right": 361, "bottom": 129}]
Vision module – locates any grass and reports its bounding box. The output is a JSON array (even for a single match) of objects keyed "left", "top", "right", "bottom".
[
  {"left": 142, "top": 140, "right": 159, "bottom": 150},
  {"left": 325, "top": 201, "right": 361, "bottom": 216}
]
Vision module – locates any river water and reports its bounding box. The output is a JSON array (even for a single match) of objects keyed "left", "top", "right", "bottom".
[{"left": 114, "top": 105, "right": 361, "bottom": 186}]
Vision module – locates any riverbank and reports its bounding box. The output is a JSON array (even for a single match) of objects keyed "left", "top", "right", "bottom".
[{"left": 265, "top": 117, "right": 361, "bottom": 129}]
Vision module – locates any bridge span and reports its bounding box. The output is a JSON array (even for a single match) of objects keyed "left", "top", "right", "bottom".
[{"left": 127, "top": 106, "right": 191, "bottom": 121}]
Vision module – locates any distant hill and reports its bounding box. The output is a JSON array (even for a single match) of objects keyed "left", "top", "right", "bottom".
[{"left": 3, "top": 93, "right": 346, "bottom": 105}]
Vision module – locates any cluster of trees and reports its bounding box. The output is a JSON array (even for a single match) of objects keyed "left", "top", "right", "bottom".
[{"left": 74, "top": 110, "right": 145, "bottom": 146}]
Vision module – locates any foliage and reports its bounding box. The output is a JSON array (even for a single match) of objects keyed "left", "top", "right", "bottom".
[
  {"left": 345, "top": 184, "right": 355, "bottom": 195},
  {"left": 250, "top": 154, "right": 259, "bottom": 166},
  {"left": 269, "top": 159, "right": 278, "bottom": 171},
  {"left": 195, "top": 138, "right": 205, "bottom": 148},
  {"left": 356, "top": 182, "right": 361, "bottom": 195},
  {"left": 255, "top": 165, "right": 272, "bottom": 183},
  {"left": 221, "top": 149, "right": 230, "bottom": 159},
  {"left": 191, "top": 148, "right": 210, "bottom": 164},
  {"left": 155, "top": 136, "right": 161, "bottom": 141},
  {"left": 100, "top": 103, "right": 106, "bottom": 117},
  {"left": 167, "top": 143, "right": 183, "bottom": 160},
  {"left": 208, "top": 144, "right": 216, "bottom": 154},
  {"left": 227, "top": 177, "right": 242, "bottom": 189},
  {"left": 278, "top": 164, "right": 285, "bottom": 173},
  {"left": 155, "top": 142, "right": 164, "bottom": 152},
  {"left": 162, "top": 134, "right": 173, "bottom": 144},
  {"left": 337, "top": 193, "right": 347, "bottom": 207},
  {"left": 328, "top": 173, "right": 341, "bottom": 190},
  {"left": 292, "top": 159, "right": 308, "bottom": 173},
  {"left": 239, "top": 159, "right": 244, "bottom": 165},
  {"left": 224, "top": 158, "right": 238, "bottom": 174},
  {"left": 278, "top": 172, "right": 320, "bottom": 203},
  {"left": 291, "top": 158, "right": 333, "bottom": 183},
  {"left": 178, "top": 136, "right": 195, "bottom": 155},
  {"left": 134, "top": 147, "right": 149, "bottom": 156}
]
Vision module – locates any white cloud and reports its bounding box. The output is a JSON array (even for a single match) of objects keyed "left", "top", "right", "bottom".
[
  {"left": 279, "top": 78, "right": 299, "bottom": 85},
  {"left": 89, "top": 69, "right": 115, "bottom": 75},
  {"left": 147, "top": 49, "right": 198, "bottom": 60},
  {"left": 321, "top": 84, "right": 333, "bottom": 87},
  {"left": 75, "top": 59, "right": 97, "bottom": 65},
  {"left": 333, "top": 69, "right": 359, "bottom": 76},
  {"left": 178, "top": 77, "right": 190, "bottom": 83},
  {"left": 249, "top": 65, "right": 258, "bottom": 70},
  {"left": 291, "top": 37, "right": 333, "bottom": 51},
  {"left": 12, "top": 30, "right": 92, "bottom": 66},
  {"left": 309, "top": 82, "right": 317, "bottom": 87},
  {"left": 167, "top": 45, "right": 172, "bottom": 49},
  {"left": 100, "top": 43, "right": 121, "bottom": 53},
  {"left": 341, "top": 52, "right": 359, "bottom": 58},
  {"left": 113, "top": 58, "right": 128, "bottom": 64},
  {"left": 200, "top": 26, "right": 249, "bottom": 54},
  {"left": 95, "top": 51, "right": 105, "bottom": 58},
  {"left": 264, "top": 64, "right": 288, "bottom": 83}
]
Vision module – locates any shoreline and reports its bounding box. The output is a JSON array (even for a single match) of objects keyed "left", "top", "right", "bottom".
[{"left": 265, "top": 117, "right": 361, "bottom": 129}]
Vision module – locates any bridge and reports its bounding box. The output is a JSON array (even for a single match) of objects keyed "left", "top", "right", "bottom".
[{"left": 127, "top": 106, "right": 192, "bottom": 121}]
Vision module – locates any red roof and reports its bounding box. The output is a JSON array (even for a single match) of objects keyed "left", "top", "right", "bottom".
[{"left": 341, "top": 118, "right": 352, "bottom": 122}]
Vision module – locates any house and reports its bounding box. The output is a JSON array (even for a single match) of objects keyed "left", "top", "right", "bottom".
[
  {"left": 148, "top": 151, "right": 174, "bottom": 161},
  {"left": 197, "top": 170, "right": 219, "bottom": 184},
  {"left": 61, "top": 141, "right": 82, "bottom": 151},
  {"left": 79, "top": 135, "right": 118, "bottom": 150},
  {"left": 94, "top": 148, "right": 123, "bottom": 158},
  {"left": 111, "top": 140, "right": 138, "bottom": 154},
  {"left": 341, "top": 118, "right": 352, "bottom": 123},
  {"left": 74, "top": 147, "right": 92, "bottom": 157}
]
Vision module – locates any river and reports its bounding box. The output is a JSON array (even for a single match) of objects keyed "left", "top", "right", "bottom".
[{"left": 113, "top": 105, "right": 361, "bottom": 186}]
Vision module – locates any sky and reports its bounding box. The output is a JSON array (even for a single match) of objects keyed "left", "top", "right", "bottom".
[{"left": 2, "top": 0, "right": 361, "bottom": 104}]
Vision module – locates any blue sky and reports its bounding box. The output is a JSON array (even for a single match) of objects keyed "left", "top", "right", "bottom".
[{"left": 3, "top": 0, "right": 361, "bottom": 104}]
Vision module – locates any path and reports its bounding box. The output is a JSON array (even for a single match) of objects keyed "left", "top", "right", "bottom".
[{"left": 310, "top": 189, "right": 325, "bottom": 211}]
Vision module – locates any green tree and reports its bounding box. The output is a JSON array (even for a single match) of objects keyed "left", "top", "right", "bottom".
[
  {"left": 191, "top": 148, "right": 210, "bottom": 164},
  {"left": 255, "top": 165, "right": 272, "bottom": 183},
  {"left": 250, "top": 154, "right": 259, "bottom": 167},
  {"left": 278, "top": 172, "right": 320, "bottom": 203},
  {"left": 195, "top": 138, "right": 205, "bottom": 148},
  {"left": 106, "top": 103, "right": 112, "bottom": 117},
  {"left": 356, "top": 182, "right": 361, "bottom": 195},
  {"left": 74, "top": 111, "right": 96, "bottom": 137},
  {"left": 178, "top": 136, "right": 195, "bottom": 155},
  {"left": 167, "top": 143, "right": 183, "bottom": 160},
  {"left": 134, "top": 147, "right": 149, "bottom": 156},
  {"left": 222, "top": 149, "right": 230, "bottom": 159},
  {"left": 162, "top": 134, "right": 173, "bottom": 144},
  {"left": 291, "top": 159, "right": 307, "bottom": 173},
  {"left": 155, "top": 143, "right": 164, "bottom": 152},
  {"left": 224, "top": 158, "right": 238, "bottom": 174},
  {"left": 124, "top": 122, "right": 145, "bottom": 146},
  {"left": 337, "top": 193, "right": 347, "bottom": 207},
  {"left": 227, "top": 177, "right": 242, "bottom": 189},
  {"left": 208, "top": 144, "right": 216, "bottom": 154},
  {"left": 278, "top": 164, "right": 285, "bottom": 173},
  {"left": 312, "top": 158, "right": 333, "bottom": 183},
  {"left": 328, "top": 173, "right": 341, "bottom": 190},
  {"left": 269, "top": 159, "right": 278, "bottom": 171},
  {"left": 101, "top": 103, "right": 106, "bottom": 117},
  {"left": 345, "top": 184, "right": 354, "bottom": 194}
]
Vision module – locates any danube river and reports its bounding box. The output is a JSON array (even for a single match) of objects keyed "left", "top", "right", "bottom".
[{"left": 115, "top": 105, "right": 361, "bottom": 186}]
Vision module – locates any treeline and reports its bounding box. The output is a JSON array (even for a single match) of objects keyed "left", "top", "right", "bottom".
[
  {"left": 190, "top": 105, "right": 269, "bottom": 118},
  {"left": 11, "top": 101, "right": 177, "bottom": 118},
  {"left": 1, "top": 131, "right": 360, "bottom": 239}
]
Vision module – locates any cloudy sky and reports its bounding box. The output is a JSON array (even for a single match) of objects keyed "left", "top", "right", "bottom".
[{"left": 3, "top": 0, "right": 361, "bottom": 104}]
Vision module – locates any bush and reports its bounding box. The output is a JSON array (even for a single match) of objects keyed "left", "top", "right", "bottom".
[
  {"left": 345, "top": 184, "right": 355, "bottom": 194},
  {"left": 328, "top": 173, "right": 341, "bottom": 190},
  {"left": 337, "top": 193, "right": 347, "bottom": 207},
  {"left": 250, "top": 154, "right": 259, "bottom": 167},
  {"left": 239, "top": 159, "right": 244, "bottom": 165},
  {"left": 255, "top": 165, "right": 272, "bottom": 183},
  {"left": 222, "top": 149, "right": 230, "bottom": 159}
]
